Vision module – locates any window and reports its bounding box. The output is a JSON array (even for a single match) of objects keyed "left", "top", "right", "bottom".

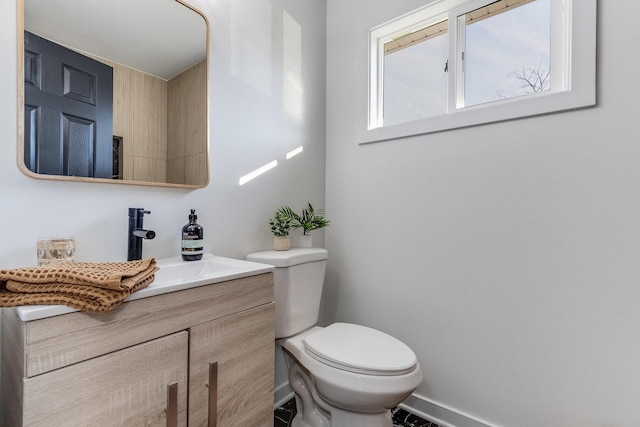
[
  {"left": 363, "top": 0, "right": 596, "bottom": 144},
  {"left": 463, "top": 0, "right": 550, "bottom": 107},
  {"left": 383, "top": 19, "right": 449, "bottom": 126}
]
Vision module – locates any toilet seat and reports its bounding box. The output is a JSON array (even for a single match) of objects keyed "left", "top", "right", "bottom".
[{"left": 302, "top": 323, "right": 417, "bottom": 376}]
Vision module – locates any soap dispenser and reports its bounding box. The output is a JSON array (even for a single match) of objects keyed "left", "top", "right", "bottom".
[{"left": 182, "top": 209, "right": 204, "bottom": 261}]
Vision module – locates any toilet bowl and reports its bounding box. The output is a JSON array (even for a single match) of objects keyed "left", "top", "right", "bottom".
[
  {"left": 246, "top": 248, "right": 423, "bottom": 427},
  {"left": 280, "top": 325, "right": 423, "bottom": 425}
]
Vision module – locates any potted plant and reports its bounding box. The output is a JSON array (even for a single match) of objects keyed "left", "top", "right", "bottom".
[
  {"left": 269, "top": 211, "right": 292, "bottom": 251},
  {"left": 277, "top": 203, "right": 329, "bottom": 248}
]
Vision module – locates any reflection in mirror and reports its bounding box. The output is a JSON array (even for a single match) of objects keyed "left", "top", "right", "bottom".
[{"left": 18, "top": 0, "right": 209, "bottom": 188}]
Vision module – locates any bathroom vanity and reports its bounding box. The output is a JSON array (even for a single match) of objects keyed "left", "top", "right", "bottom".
[{"left": 0, "top": 255, "right": 275, "bottom": 427}]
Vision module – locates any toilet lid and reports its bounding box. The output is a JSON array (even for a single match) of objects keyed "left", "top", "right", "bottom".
[{"left": 302, "top": 323, "right": 417, "bottom": 376}]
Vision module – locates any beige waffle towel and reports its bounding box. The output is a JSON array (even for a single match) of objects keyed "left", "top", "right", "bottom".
[{"left": 0, "top": 259, "right": 158, "bottom": 314}]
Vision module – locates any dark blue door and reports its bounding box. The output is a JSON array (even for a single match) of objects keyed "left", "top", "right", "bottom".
[{"left": 24, "top": 31, "right": 113, "bottom": 179}]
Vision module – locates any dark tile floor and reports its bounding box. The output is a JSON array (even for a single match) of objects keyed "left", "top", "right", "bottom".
[{"left": 274, "top": 398, "right": 440, "bottom": 427}]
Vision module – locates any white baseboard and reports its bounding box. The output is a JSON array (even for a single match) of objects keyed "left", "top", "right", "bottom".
[
  {"left": 274, "top": 381, "right": 294, "bottom": 409},
  {"left": 274, "top": 384, "right": 496, "bottom": 427},
  {"left": 400, "top": 394, "right": 496, "bottom": 427}
]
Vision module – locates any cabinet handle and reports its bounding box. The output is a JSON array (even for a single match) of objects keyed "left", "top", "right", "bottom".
[
  {"left": 208, "top": 361, "right": 218, "bottom": 427},
  {"left": 166, "top": 382, "right": 178, "bottom": 427}
]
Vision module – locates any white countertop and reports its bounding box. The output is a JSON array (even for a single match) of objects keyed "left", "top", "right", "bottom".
[{"left": 14, "top": 253, "right": 274, "bottom": 322}]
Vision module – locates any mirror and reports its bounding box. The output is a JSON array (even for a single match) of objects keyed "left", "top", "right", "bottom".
[{"left": 18, "top": 0, "right": 209, "bottom": 188}]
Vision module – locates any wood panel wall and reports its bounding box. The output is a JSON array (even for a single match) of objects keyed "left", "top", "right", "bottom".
[
  {"left": 88, "top": 55, "right": 206, "bottom": 184},
  {"left": 167, "top": 61, "right": 207, "bottom": 186}
]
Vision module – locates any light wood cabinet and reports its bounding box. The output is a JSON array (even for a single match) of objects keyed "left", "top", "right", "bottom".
[{"left": 0, "top": 272, "right": 275, "bottom": 427}]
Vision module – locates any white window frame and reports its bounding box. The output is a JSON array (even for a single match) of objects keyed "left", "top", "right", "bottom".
[{"left": 361, "top": 0, "right": 596, "bottom": 144}]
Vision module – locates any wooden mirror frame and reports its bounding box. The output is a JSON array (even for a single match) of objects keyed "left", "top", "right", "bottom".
[{"left": 16, "top": 0, "right": 210, "bottom": 189}]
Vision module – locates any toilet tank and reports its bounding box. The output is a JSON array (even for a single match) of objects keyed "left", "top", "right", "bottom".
[{"left": 246, "top": 248, "right": 328, "bottom": 338}]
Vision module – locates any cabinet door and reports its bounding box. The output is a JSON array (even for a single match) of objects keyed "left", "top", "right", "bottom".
[
  {"left": 189, "top": 303, "right": 275, "bottom": 427},
  {"left": 23, "top": 331, "right": 188, "bottom": 426}
]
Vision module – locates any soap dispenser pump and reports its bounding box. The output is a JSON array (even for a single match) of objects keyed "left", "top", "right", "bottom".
[{"left": 182, "top": 209, "right": 204, "bottom": 261}]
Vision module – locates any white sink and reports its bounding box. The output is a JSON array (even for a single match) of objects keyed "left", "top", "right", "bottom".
[
  {"left": 15, "top": 254, "right": 274, "bottom": 321},
  {"left": 154, "top": 258, "right": 236, "bottom": 283},
  {"left": 150, "top": 254, "right": 273, "bottom": 292}
]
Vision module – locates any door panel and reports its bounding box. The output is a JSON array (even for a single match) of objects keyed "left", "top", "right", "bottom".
[
  {"left": 24, "top": 105, "right": 38, "bottom": 172},
  {"left": 63, "top": 114, "right": 95, "bottom": 177},
  {"left": 63, "top": 64, "right": 97, "bottom": 105}
]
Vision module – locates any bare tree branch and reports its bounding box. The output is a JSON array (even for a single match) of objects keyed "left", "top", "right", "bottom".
[
  {"left": 497, "top": 57, "right": 550, "bottom": 99},
  {"left": 512, "top": 59, "right": 550, "bottom": 93}
]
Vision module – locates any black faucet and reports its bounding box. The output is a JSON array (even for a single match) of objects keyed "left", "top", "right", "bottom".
[{"left": 128, "top": 208, "right": 156, "bottom": 261}]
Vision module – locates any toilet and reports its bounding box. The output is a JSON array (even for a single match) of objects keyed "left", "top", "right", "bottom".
[{"left": 246, "top": 248, "right": 423, "bottom": 427}]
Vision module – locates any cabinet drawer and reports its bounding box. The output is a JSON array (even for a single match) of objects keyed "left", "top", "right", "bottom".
[
  {"left": 20, "top": 272, "right": 273, "bottom": 377},
  {"left": 22, "top": 331, "right": 188, "bottom": 427}
]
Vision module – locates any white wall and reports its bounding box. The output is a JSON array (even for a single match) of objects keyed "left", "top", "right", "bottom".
[
  {"left": 325, "top": 1, "right": 640, "bottom": 426},
  {"left": 0, "top": 0, "right": 326, "bottom": 403}
]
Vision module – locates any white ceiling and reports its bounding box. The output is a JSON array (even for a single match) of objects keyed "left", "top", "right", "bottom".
[{"left": 24, "top": 0, "right": 207, "bottom": 80}]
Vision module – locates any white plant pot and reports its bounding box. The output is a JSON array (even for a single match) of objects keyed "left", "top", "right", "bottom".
[
  {"left": 298, "top": 235, "right": 312, "bottom": 248},
  {"left": 273, "top": 236, "right": 291, "bottom": 251}
]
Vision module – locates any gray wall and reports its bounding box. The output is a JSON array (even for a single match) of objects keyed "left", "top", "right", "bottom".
[{"left": 325, "top": 0, "right": 640, "bottom": 426}]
